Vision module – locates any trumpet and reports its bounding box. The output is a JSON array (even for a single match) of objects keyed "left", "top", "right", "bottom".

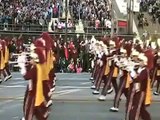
[
  {"left": 118, "top": 61, "right": 140, "bottom": 71},
  {"left": 12, "top": 52, "right": 31, "bottom": 56},
  {"left": 9, "top": 61, "right": 30, "bottom": 64},
  {"left": 107, "top": 55, "right": 125, "bottom": 60}
]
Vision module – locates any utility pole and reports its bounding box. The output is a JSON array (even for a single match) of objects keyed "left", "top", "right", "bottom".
[
  {"left": 110, "top": 1, "right": 114, "bottom": 38},
  {"left": 127, "top": 0, "right": 134, "bottom": 34},
  {"left": 65, "top": 0, "right": 68, "bottom": 42}
]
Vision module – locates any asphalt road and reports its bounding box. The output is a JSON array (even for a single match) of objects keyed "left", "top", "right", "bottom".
[{"left": 0, "top": 72, "right": 160, "bottom": 120}]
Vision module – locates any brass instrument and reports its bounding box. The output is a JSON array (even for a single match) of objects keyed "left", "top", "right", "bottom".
[{"left": 12, "top": 52, "right": 31, "bottom": 56}]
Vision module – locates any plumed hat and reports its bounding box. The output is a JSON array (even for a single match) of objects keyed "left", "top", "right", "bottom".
[
  {"left": 144, "top": 49, "right": 154, "bottom": 70},
  {"left": 34, "top": 38, "right": 46, "bottom": 48},
  {"left": 31, "top": 47, "right": 45, "bottom": 64},
  {"left": 123, "top": 41, "right": 132, "bottom": 57},
  {"left": 41, "top": 32, "right": 52, "bottom": 50}
]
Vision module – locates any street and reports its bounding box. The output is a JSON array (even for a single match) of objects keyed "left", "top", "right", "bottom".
[{"left": 0, "top": 72, "right": 159, "bottom": 120}]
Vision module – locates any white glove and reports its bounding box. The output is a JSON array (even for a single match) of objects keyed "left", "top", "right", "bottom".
[
  {"left": 114, "top": 57, "right": 118, "bottom": 63},
  {"left": 20, "top": 67, "right": 26, "bottom": 75},
  {"left": 130, "top": 70, "right": 136, "bottom": 78},
  {"left": 100, "top": 60, "right": 103, "bottom": 67},
  {"left": 134, "top": 83, "right": 140, "bottom": 92},
  {"left": 108, "top": 60, "right": 112, "bottom": 66}
]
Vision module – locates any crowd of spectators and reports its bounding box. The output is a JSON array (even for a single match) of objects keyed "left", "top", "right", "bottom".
[
  {"left": 0, "top": 0, "right": 62, "bottom": 31},
  {"left": 51, "top": 19, "right": 75, "bottom": 32},
  {"left": 6, "top": 35, "right": 93, "bottom": 73},
  {"left": 137, "top": 0, "right": 160, "bottom": 29},
  {"left": 69, "top": 0, "right": 112, "bottom": 33},
  {"left": 53, "top": 35, "right": 92, "bottom": 73}
]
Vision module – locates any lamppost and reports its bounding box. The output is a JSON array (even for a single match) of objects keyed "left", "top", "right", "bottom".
[
  {"left": 65, "top": 0, "right": 68, "bottom": 42},
  {"left": 110, "top": 1, "right": 114, "bottom": 38},
  {"left": 127, "top": 0, "right": 134, "bottom": 35}
]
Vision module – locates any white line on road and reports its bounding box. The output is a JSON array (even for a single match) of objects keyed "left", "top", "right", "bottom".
[
  {"left": 0, "top": 100, "right": 13, "bottom": 106},
  {"left": 0, "top": 85, "right": 91, "bottom": 89},
  {"left": 53, "top": 89, "right": 81, "bottom": 97},
  {"left": 54, "top": 89, "right": 80, "bottom": 94},
  {"left": 0, "top": 85, "right": 26, "bottom": 88},
  {"left": 81, "top": 82, "right": 91, "bottom": 85},
  {"left": 10, "top": 81, "right": 27, "bottom": 85},
  {"left": 14, "top": 78, "right": 23, "bottom": 80}
]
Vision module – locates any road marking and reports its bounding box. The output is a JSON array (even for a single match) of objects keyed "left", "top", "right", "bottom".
[
  {"left": 0, "top": 100, "right": 13, "bottom": 106},
  {"left": 81, "top": 82, "right": 91, "bottom": 85},
  {"left": 54, "top": 89, "right": 80, "bottom": 94},
  {"left": 57, "top": 86, "right": 90, "bottom": 89},
  {"left": 10, "top": 81, "right": 27, "bottom": 85},
  {"left": 0, "top": 85, "right": 26, "bottom": 88},
  {"left": 53, "top": 89, "right": 81, "bottom": 97},
  {"left": 14, "top": 78, "right": 23, "bottom": 80}
]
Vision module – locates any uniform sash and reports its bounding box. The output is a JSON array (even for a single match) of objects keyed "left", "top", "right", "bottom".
[
  {"left": 35, "top": 64, "right": 45, "bottom": 106},
  {"left": 125, "top": 73, "right": 132, "bottom": 88},
  {"left": 104, "top": 61, "right": 110, "bottom": 75},
  {"left": 113, "top": 67, "right": 118, "bottom": 77},
  {"left": 145, "top": 78, "right": 152, "bottom": 105},
  {"left": 4, "top": 46, "right": 9, "bottom": 63},
  {"left": 0, "top": 50, "right": 5, "bottom": 69}
]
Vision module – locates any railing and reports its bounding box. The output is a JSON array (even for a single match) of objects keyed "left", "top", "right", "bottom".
[
  {"left": 0, "top": 23, "right": 112, "bottom": 34},
  {"left": 0, "top": 23, "right": 48, "bottom": 32}
]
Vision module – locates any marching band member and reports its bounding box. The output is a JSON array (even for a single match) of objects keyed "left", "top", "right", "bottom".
[
  {"left": 41, "top": 32, "right": 56, "bottom": 94},
  {"left": 32, "top": 37, "right": 53, "bottom": 108},
  {"left": 92, "top": 41, "right": 106, "bottom": 94},
  {"left": 2, "top": 40, "right": 12, "bottom": 82},
  {"left": 90, "top": 40, "right": 101, "bottom": 84},
  {"left": 0, "top": 40, "right": 3, "bottom": 83},
  {"left": 153, "top": 51, "right": 160, "bottom": 95},
  {"left": 109, "top": 47, "right": 130, "bottom": 112},
  {"left": 20, "top": 47, "right": 49, "bottom": 120},
  {"left": 89, "top": 35, "right": 97, "bottom": 80},
  {"left": 98, "top": 40, "right": 118, "bottom": 100},
  {"left": 0, "top": 40, "right": 11, "bottom": 83},
  {"left": 128, "top": 53, "right": 151, "bottom": 120}
]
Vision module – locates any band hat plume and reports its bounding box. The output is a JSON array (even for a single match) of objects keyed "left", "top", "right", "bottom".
[
  {"left": 120, "top": 48, "right": 127, "bottom": 54},
  {"left": 157, "top": 38, "right": 160, "bottom": 47},
  {"left": 109, "top": 40, "right": 115, "bottom": 47},
  {"left": 30, "top": 43, "right": 36, "bottom": 51},
  {"left": 138, "top": 53, "right": 148, "bottom": 65},
  {"left": 131, "top": 50, "right": 140, "bottom": 56},
  {"left": 30, "top": 52, "right": 39, "bottom": 62},
  {"left": 151, "top": 42, "right": 157, "bottom": 49},
  {"left": 91, "top": 35, "right": 96, "bottom": 43}
]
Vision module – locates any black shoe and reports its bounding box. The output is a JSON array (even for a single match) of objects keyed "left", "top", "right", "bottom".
[{"left": 0, "top": 79, "right": 2, "bottom": 84}]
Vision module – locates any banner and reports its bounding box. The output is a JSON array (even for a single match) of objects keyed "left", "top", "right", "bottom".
[{"left": 133, "top": 0, "right": 140, "bottom": 12}]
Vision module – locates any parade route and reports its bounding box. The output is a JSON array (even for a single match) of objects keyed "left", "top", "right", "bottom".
[{"left": 0, "top": 73, "right": 160, "bottom": 120}]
